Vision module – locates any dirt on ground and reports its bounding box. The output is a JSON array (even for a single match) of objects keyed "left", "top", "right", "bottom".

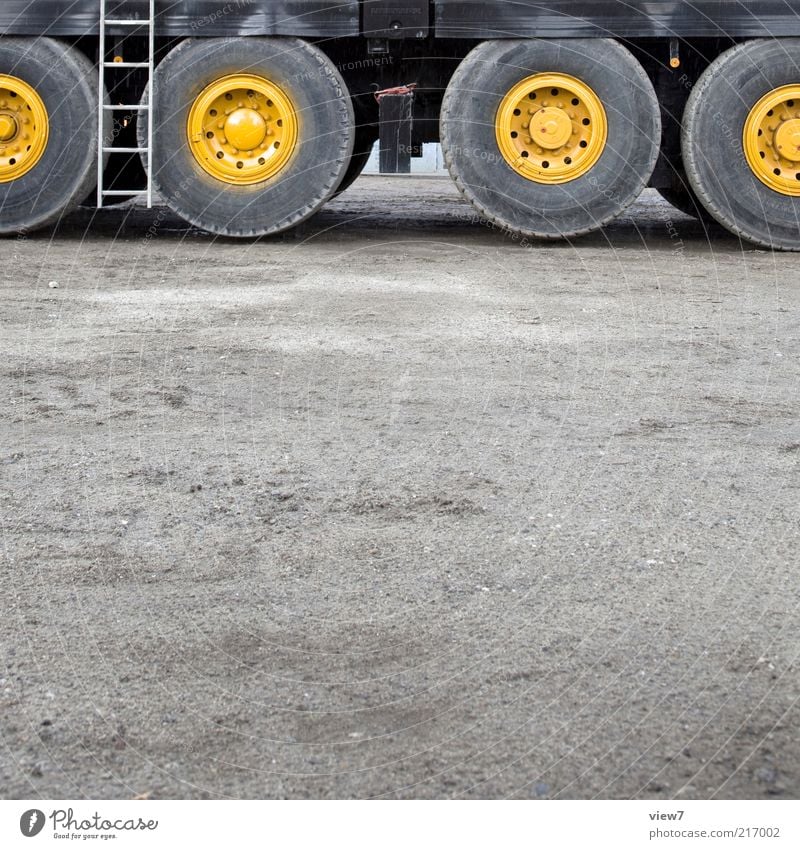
[{"left": 1, "top": 177, "right": 799, "bottom": 800}]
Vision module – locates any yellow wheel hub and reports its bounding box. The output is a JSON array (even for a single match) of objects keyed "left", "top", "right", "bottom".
[
  {"left": 743, "top": 84, "right": 800, "bottom": 196},
  {"left": 495, "top": 73, "right": 607, "bottom": 184},
  {"left": 0, "top": 74, "right": 49, "bottom": 183},
  {"left": 187, "top": 74, "right": 297, "bottom": 185}
]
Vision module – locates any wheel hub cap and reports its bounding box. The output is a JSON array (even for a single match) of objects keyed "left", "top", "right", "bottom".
[
  {"left": 495, "top": 72, "right": 607, "bottom": 184},
  {"left": 187, "top": 73, "right": 298, "bottom": 186},
  {"left": 0, "top": 74, "right": 49, "bottom": 183},
  {"left": 0, "top": 113, "right": 17, "bottom": 141},
  {"left": 224, "top": 107, "right": 268, "bottom": 152},
  {"left": 530, "top": 107, "right": 573, "bottom": 149},
  {"left": 774, "top": 118, "right": 800, "bottom": 162},
  {"left": 743, "top": 84, "right": 800, "bottom": 196}
]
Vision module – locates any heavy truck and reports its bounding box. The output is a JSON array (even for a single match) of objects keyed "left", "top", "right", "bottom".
[{"left": 2, "top": 1, "right": 800, "bottom": 249}]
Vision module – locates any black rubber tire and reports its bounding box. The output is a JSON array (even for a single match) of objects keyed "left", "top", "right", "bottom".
[
  {"left": 682, "top": 39, "right": 800, "bottom": 251},
  {"left": 141, "top": 37, "right": 354, "bottom": 238},
  {"left": 440, "top": 38, "right": 661, "bottom": 240},
  {"left": 333, "top": 124, "right": 376, "bottom": 197},
  {"left": 0, "top": 38, "right": 100, "bottom": 234}
]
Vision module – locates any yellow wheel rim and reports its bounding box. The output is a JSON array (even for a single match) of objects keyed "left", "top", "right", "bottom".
[
  {"left": 0, "top": 74, "right": 49, "bottom": 183},
  {"left": 743, "top": 84, "right": 800, "bottom": 196},
  {"left": 495, "top": 73, "right": 607, "bottom": 184},
  {"left": 187, "top": 74, "right": 297, "bottom": 185}
]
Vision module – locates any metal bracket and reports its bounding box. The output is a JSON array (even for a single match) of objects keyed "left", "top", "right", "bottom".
[
  {"left": 376, "top": 84, "right": 417, "bottom": 174},
  {"left": 669, "top": 38, "right": 681, "bottom": 69}
]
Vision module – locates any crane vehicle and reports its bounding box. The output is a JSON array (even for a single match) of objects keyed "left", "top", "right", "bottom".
[{"left": 2, "top": 1, "right": 800, "bottom": 249}]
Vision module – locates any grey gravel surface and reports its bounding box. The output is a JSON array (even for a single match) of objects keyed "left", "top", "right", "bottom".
[{"left": 1, "top": 177, "right": 799, "bottom": 799}]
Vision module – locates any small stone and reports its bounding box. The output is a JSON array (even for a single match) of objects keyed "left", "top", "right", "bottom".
[
  {"left": 48, "top": 281, "right": 59, "bottom": 289},
  {"left": 755, "top": 766, "right": 778, "bottom": 784}
]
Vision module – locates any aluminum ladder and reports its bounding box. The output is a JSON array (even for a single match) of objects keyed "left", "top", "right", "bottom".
[{"left": 96, "top": 0, "right": 155, "bottom": 208}]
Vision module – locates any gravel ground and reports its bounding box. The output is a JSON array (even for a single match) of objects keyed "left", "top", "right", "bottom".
[{"left": 1, "top": 177, "right": 799, "bottom": 800}]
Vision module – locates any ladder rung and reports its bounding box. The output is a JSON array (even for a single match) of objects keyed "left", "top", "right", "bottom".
[
  {"left": 103, "top": 104, "right": 150, "bottom": 111},
  {"left": 104, "top": 19, "right": 150, "bottom": 26},
  {"left": 102, "top": 147, "right": 147, "bottom": 153},
  {"left": 103, "top": 62, "right": 150, "bottom": 68},
  {"left": 101, "top": 190, "right": 149, "bottom": 197}
]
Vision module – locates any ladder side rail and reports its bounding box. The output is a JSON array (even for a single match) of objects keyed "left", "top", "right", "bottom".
[
  {"left": 146, "top": 0, "right": 154, "bottom": 208},
  {"left": 96, "top": 0, "right": 107, "bottom": 207}
]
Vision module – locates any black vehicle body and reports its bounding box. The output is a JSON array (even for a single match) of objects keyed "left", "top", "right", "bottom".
[{"left": 2, "top": 1, "right": 800, "bottom": 39}]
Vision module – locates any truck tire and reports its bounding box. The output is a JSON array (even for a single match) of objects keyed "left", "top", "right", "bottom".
[
  {"left": 682, "top": 39, "right": 800, "bottom": 250},
  {"left": 0, "top": 38, "right": 100, "bottom": 234},
  {"left": 440, "top": 39, "right": 661, "bottom": 240},
  {"left": 142, "top": 37, "right": 354, "bottom": 238},
  {"left": 333, "top": 125, "right": 376, "bottom": 197}
]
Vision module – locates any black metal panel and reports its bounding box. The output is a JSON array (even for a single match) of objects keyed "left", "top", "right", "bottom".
[
  {"left": 362, "top": 0, "right": 430, "bottom": 38},
  {"left": 435, "top": 1, "right": 800, "bottom": 39},
  {"left": 379, "top": 91, "right": 413, "bottom": 172},
  {"left": 0, "top": 1, "right": 359, "bottom": 38}
]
